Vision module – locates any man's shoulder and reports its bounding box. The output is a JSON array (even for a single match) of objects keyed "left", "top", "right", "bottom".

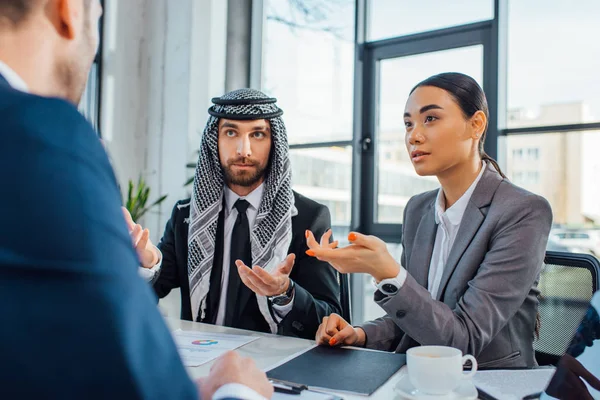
[
  {"left": 0, "top": 91, "right": 128, "bottom": 272},
  {"left": 169, "top": 198, "right": 193, "bottom": 222},
  {"left": 0, "top": 89, "right": 86, "bottom": 127},
  {"left": 292, "top": 191, "right": 328, "bottom": 216},
  {"left": 0, "top": 83, "right": 31, "bottom": 110},
  {"left": 1, "top": 90, "right": 96, "bottom": 154},
  {"left": 290, "top": 191, "right": 331, "bottom": 234}
]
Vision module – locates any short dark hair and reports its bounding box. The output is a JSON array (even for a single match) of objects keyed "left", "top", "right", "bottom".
[
  {"left": 0, "top": 0, "right": 92, "bottom": 26},
  {"left": 0, "top": 0, "right": 37, "bottom": 25}
]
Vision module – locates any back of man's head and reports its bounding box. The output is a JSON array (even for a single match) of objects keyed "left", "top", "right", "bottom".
[
  {"left": 0, "top": 0, "right": 101, "bottom": 104},
  {"left": 0, "top": 0, "right": 41, "bottom": 26}
]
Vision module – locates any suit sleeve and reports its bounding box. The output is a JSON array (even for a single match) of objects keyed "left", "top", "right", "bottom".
[
  {"left": 364, "top": 195, "right": 552, "bottom": 357},
  {"left": 277, "top": 205, "right": 342, "bottom": 339},
  {"left": 360, "top": 205, "right": 408, "bottom": 350},
  {"left": 154, "top": 202, "right": 182, "bottom": 298},
  {"left": 1, "top": 98, "right": 198, "bottom": 399}
]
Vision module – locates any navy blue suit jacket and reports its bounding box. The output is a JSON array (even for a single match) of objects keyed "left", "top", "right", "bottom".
[{"left": 0, "top": 75, "right": 199, "bottom": 399}]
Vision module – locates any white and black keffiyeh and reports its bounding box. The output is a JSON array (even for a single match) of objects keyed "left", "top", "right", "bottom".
[{"left": 188, "top": 89, "right": 294, "bottom": 332}]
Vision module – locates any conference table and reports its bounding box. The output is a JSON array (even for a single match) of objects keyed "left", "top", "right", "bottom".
[
  {"left": 166, "top": 317, "right": 558, "bottom": 399},
  {"left": 166, "top": 317, "right": 455, "bottom": 400}
]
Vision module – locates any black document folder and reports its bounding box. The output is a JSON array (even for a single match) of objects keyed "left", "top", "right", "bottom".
[{"left": 267, "top": 346, "right": 406, "bottom": 396}]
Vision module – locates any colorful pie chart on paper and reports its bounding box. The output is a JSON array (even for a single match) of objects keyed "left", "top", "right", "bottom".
[{"left": 192, "top": 339, "right": 218, "bottom": 346}]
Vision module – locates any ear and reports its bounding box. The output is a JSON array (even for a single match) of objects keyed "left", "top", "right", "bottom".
[
  {"left": 52, "top": 0, "right": 81, "bottom": 40},
  {"left": 470, "top": 110, "right": 487, "bottom": 140}
]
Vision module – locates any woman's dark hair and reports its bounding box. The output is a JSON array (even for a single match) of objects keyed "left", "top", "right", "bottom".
[{"left": 409, "top": 72, "right": 506, "bottom": 178}]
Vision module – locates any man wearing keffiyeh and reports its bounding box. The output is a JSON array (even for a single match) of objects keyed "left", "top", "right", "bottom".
[{"left": 150, "top": 88, "right": 341, "bottom": 338}]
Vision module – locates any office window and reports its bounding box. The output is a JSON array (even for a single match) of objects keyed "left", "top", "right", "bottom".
[
  {"left": 78, "top": 0, "right": 103, "bottom": 133},
  {"left": 527, "top": 148, "right": 539, "bottom": 161},
  {"left": 261, "top": 0, "right": 359, "bottom": 320},
  {"left": 507, "top": 0, "right": 600, "bottom": 128},
  {"left": 79, "top": 61, "right": 101, "bottom": 132},
  {"left": 262, "top": 0, "right": 355, "bottom": 145},
  {"left": 289, "top": 146, "right": 352, "bottom": 229},
  {"left": 512, "top": 147, "right": 540, "bottom": 162},
  {"left": 513, "top": 149, "right": 522, "bottom": 160},
  {"left": 503, "top": 131, "right": 600, "bottom": 231},
  {"left": 258, "top": 0, "right": 600, "bottom": 324},
  {"left": 368, "top": 0, "right": 493, "bottom": 41}
]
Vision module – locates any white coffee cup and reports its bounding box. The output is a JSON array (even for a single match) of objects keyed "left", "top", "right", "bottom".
[{"left": 406, "top": 346, "right": 478, "bottom": 395}]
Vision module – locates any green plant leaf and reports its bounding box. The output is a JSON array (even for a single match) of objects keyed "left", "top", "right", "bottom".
[
  {"left": 126, "top": 180, "right": 134, "bottom": 211},
  {"left": 124, "top": 174, "right": 169, "bottom": 222},
  {"left": 149, "top": 194, "right": 168, "bottom": 208}
]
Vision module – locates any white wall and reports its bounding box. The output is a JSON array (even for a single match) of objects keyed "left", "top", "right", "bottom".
[
  {"left": 100, "top": 0, "right": 229, "bottom": 317},
  {"left": 101, "top": 0, "right": 228, "bottom": 239}
]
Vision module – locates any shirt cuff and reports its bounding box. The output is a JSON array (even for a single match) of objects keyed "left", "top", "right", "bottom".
[
  {"left": 271, "top": 291, "right": 295, "bottom": 322},
  {"left": 137, "top": 246, "right": 162, "bottom": 283},
  {"left": 213, "top": 383, "right": 267, "bottom": 400},
  {"left": 372, "top": 266, "right": 408, "bottom": 293},
  {"left": 398, "top": 266, "right": 408, "bottom": 287}
]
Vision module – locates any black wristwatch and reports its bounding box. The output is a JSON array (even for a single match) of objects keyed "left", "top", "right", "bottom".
[{"left": 270, "top": 279, "right": 295, "bottom": 306}]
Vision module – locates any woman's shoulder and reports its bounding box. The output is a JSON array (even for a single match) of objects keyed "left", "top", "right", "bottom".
[
  {"left": 484, "top": 179, "right": 553, "bottom": 235},
  {"left": 405, "top": 188, "right": 439, "bottom": 214},
  {"left": 494, "top": 179, "right": 551, "bottom": 213}
]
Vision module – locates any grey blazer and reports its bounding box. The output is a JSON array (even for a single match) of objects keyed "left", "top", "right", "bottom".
[{"left": 360, "top": 163, "right": 553, "bottom": 368}]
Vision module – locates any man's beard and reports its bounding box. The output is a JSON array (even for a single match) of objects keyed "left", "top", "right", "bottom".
[
  {"left": 222, "top": 158, "right": 268, "bottom": 187},
  {"left": 55, "top": 59, "right": 90, "bottom": 105}
]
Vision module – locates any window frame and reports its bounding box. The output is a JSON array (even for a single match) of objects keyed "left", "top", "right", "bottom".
[
  {"left": 251, "top": 0, "right": 600, "bottom": 324},
  {"left": 78, "top": 0, "right": 104, "bottom": 134}
]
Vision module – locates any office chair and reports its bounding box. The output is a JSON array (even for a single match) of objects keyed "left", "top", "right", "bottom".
[{"left": 535, "top": 251, "right": 600, "bottom": 366}]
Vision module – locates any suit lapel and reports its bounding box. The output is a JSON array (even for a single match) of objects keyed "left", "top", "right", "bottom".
[
  {"left": 435, "top": 163, "right": 504, "bottom": 301},
  {"left": 435, "top": 203, "right": 484, "bottom": 301},
  {"left": 0, "top": 73, "right": 8, "bottom": 87},
  {"left": 409, "top": 201, "right": 437, "bottom": 288}
]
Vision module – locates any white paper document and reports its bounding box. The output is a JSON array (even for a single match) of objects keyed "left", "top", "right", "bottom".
[
  {"left": 172, "top": 329, "right": 260, "bottom": 367},
  {"left": 474, "top": 368, "right": 555, "bottom": 400}
]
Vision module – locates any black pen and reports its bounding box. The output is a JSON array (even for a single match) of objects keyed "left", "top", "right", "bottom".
[
  {"left": 522, "top": 392, "right": 542, "bottom": 400},
  {"left": 270, "top": 379, "right": 306, "bottom": 395},
  {"left": 273, "top": 384, "right": 301, "bottom": 395},
  {"left": 477, "top": 387, "right": 498, "bottom": 400}
]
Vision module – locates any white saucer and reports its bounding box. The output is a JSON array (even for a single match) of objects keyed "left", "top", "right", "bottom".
[{"left": 395, "top": 374, "right": 478, "bottom": 400}]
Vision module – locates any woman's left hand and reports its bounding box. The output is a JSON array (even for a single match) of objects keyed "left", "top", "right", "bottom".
[{"left": 305, "top": 230, "right": 401, "bottom": 282}]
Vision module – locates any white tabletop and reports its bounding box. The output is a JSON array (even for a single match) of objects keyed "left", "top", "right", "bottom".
[{"left": 165, "top": 317, "right": 412, "bottom": 400}]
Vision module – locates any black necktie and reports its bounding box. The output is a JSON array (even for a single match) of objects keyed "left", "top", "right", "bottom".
[{"left": 224, "top": 199, "right": 252, "bottom": 326}]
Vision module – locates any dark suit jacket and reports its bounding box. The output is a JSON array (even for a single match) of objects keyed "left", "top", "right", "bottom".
[
  {"left": 154, "top": 192, "right": 342, "bottom": 339},
  {"left": 0, "top": 75, "right": 198, "bottom": 399},
  {"left": 360, "top": 163, "right": 553, "bottom": 368}
]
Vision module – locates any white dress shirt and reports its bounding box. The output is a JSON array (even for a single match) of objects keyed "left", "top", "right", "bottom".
[
  {"left": 427, "top": 161, "right": 487, "bottom": 298},
  {"left": 0, "top": 59, "right": 29, "bottom": 92},
  {"left": 213, "top": 384, "right": 267, "bottom": 400},
  {"left": 216, "top": 184, "right": 294, "bottom": 325}
]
